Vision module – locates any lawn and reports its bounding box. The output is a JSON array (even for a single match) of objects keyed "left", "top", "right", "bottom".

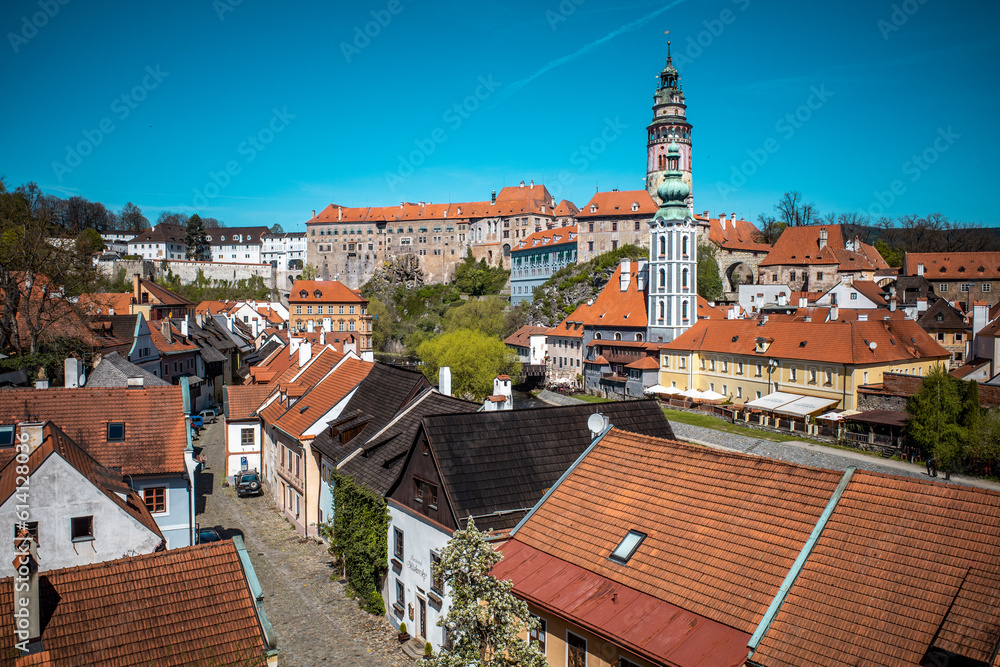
[
  {"left": 660, "top": 408, "right": 827, "bottom": 444},
  {"left": 569, "top": 394, "right": 613, "bottom": 404}
]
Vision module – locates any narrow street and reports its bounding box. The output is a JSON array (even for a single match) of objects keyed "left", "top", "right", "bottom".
[{"left": 194, "top": 419, "right": 411, "bottom": 667}]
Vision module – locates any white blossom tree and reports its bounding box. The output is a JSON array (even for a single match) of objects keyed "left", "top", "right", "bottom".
[{"left": 428, "top": 519, "right": 547, "bottom": 667}]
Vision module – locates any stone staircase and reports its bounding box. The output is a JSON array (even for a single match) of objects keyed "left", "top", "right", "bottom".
[{"left": 400, "top": 637, "right": 429, "bottom": 661}]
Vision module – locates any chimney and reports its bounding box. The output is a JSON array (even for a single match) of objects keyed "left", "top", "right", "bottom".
[
  {"left": 34, "top": 366, "right": 47, "bottom": 390},
  {"left": 917, "top": 298, "right": 928, "bottom": 312},
  {"left": 19, "top": 423, "right": 45, "bottom": 453},
  {"left": 311, "top": 209, "right": 316, "bottom": 219},
  {"left": 307, "top": 320, "right": 314, "bottom": 333},
  {"left": 917, "top": 263, "right": 925, "bottom": 276},
  {"left": 636, "top": 259, "right": 647, "bottom": 292},
  {"left": 161, "top": 320, "right": 172, "bottom": 344},
  {"left": 319, "top": 330, "right": 325, "bottom": 345},
  {"left": 298, "top": 342, "right": 312, "bottom": 368},
  {"left": 798, "top": 297, "right": 808, "bottom": 308},
  {"left": 290, "top": 337, "right": 301, "bottom": 353},
  {"left": 13, "top": 529, "right": 42, "bottom": 653},
  {"left": 520, "top": 181, "right": 525, "bottom": 187},
  {"left": 830, "top": 304, "right": 839, "bottom": 321},
  {"left": 777, "top": 293, "right": 787, "bottom": 307},
  {"left": 731, "top": 212, "right": 736, "bottom": 222},
  {"left": 702, "top": 210, "right": 710, "bottom": 219},
  {"left": 181, "top": 315, "right": 189, "bottom": 338},
  {"left": 819, "top": 228, "right": 828, "bottom": 250},
  {"left": 530, "top": 179, "right": 534, "bottom": 188},
  {"left": 438, "top": 367, "right": 452, "bottom": 396},
  {"left": 620, "top": 258, "right": 632, "bottom": 292},
  {"left": 338, "top": 207, "right": 343, "bottom": 221},
  {"left": 64, "top": 357, "right": 82, "bottom": 388},
  {"left": 719, "top": 213, "right": 727, "bottom": 231},
  {"left": 133, "top": 273, "right": 141, "bottom": 299},
  {"left": 889, "top": 297, "right": 897, "bottom": 312},
  {"left": 491, "top": 188, "right": 496, "bottom": 204}
]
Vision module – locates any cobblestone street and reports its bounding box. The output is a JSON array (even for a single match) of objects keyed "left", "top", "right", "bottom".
[{"left": 194, "top": 420, "right": 411, "bottom": 667}]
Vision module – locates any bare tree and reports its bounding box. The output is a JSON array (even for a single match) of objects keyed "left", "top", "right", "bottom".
[
  {"left": 119, "top": 202, "right": 149, "bottom": 232},
  {"left": 756, "top": 213, "right": 786, "bottom": 244},
  {"left": 775, "top": 191, "right": 821, "bottom": 227}
]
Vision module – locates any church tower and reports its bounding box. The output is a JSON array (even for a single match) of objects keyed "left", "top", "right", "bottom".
[
  {"left": 646, "top": 142, "right": 697, "bottom": 344},
  {"left": 646, "top": 42, "right": 692, "bottom": 210}
]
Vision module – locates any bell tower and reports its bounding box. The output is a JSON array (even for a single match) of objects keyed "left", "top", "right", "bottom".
[
  {"left": 647, "top": 142, "right": 697, "bottom": 344},
  {"left": 646, "top": 41, "right": 693, "bottom": 210}
]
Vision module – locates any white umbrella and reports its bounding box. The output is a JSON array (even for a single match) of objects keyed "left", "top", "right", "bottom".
[
  {"left": 697, "top": 389, "right": 726, "bottom": 403},
  {"left": 816, "top": 411, "right": 844, "bottom": 421},
  {"left": 644, "top": 384, "right": 670, "bottom": 395}
]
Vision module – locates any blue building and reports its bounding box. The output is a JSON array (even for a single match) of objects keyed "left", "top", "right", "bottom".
[{"left": 510, "top": 225, "right": 577, "bottom": 305}]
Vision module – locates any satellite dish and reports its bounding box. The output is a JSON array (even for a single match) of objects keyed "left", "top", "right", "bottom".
[
  {"left": 870, "top": 342, "right": 877, "bottom": 350},
  {"left": 587, "top": 412, "right": 608, "bottom": 435}
]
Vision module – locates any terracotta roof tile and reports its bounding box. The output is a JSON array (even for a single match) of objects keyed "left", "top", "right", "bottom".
[
  {"left": 512, "top": 226, "right": 577, "bottom": 253},
  {"left": 503, "top": 325, "right": 550, "bottom": 348},
  {"left": 225, "top": 384, "right": 274, "bottom": 421},
  {"left": 0, "top": 387, "right": 188, "bottom": 475},
  {"left": 78, "top": 292, "right": 133, "bottom": 316},
  {"left": 698, "top": 215, "right": 772, "bottom": 253},
  {"left": 904, "top": 252, "right": 1000, "bottom": 280},
  {"left": 288, "top": 280, "right": 366, "bottom": 304},
  {"left": 0, "top": 541, "right": 270, "bottom": 665},
  {"left": 576, "top": 190, "right": 657, "bottom": 218},
  {"left": 573, "top": 265, "right": 648, "bottom": 329},
  {"left": 760, "top": 225, "right": 889, "bottom": 271}
]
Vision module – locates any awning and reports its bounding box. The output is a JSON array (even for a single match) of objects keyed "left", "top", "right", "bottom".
[
  {"left": 772, "top": 395, "right": 839, "bottom": 417},
  {"left": 644, "top": 384, "right": 671, "bottom": 395},
  {"left": 845, "top": 410, "right": 908, "bottom": 428},
  {"left": 744, "top": 391, "right": 800, "bottom": 411}
]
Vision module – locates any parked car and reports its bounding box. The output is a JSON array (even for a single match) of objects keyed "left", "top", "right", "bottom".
[
  {"left": 235, "top": 470, "right": 263, "bottom": 498},
  {"left": 199, "top": 408, "right": 218, "bottom": 423},
  {"left": 190, "top": 415, "right": 204, "bottom": 431},
  {"left": 196, "top": 528, "right": 222, "bottom": 544}
]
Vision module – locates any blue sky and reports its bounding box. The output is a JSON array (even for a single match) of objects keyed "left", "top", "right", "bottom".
[{"left": 2, "top": 0, "right": 997, "bottom": 231}]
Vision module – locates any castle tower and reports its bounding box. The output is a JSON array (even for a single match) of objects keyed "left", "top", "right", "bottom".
[
  {"left": 646, "top": 41, "right": 693, "bottom": 210},
  {"left": 646, "top": 142, "right": 697, "bottom": 344}
]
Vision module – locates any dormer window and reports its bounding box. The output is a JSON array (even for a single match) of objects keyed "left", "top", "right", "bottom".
[
  {"left": 610, "top": 530, "right": 646, "bottom": 564},
  {"left": 299, "top": 290, "right": 307, "bottom": 298},
  {"left": 107, "top": 422, "right": 125, "bottom": 441},
  {"left": 313, "top": 290, "right": 322, "bottom": 298}
]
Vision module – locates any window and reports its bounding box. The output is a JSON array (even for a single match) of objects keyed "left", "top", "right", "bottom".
[
  {"left": 610, "top": 530, "right": 646, "bottom": 563},
  {"left": 306, "top": 305, "right": 313, "bottom": 315},
  {"left": 393, "top": 527, "right": 404, "bottom": 560},
  {"left": 789, "top": 366, "right": 797, "bottom": 382},
  {"left": 431, "top": 551, "right": 444, "bottom": 593},
  {"left": 143, "top": 487, "right": 166, "bottom": 514},
  {"left": 817, "top": 271, "right": 824, "bottom": 281},
  {"left": 737, "top": 362, "right": 744, "bottom": 375},
  {"left": 295, "top": 305, "right": 302, "bottom": 315},
  {"left": 809, "top": 369, "right": 817, "bottom": 385},
  {"left": 825, "top": 370, "right": 834, "bottom": 386},
  {"left": 567, "top": 632, "right": 587, "bottom": 667},
  {"left": 619, "top": 659, "right": 642, "bottom": 667},
  {"left": 736, "top": 386, "right": 743, "bottom": 398},
  {"left": 722, "top": 360, "right": 728, "bottom": 373},
  {"left": 241, "top": 428, "right": 254, "bottom": 446},
  {"left": 940, "top": 284, "right": 948, "bottom": 292},
  {"left": 0, "top": 426, "right": 13, "bottom": 447},
  {"left": 15, "top": 521, "right": 38, "bottom": 547},
  {"left": 961, "top": 284, "right": 972, "bottom": 292},
  {"left": 71, "top": 516, "right": 94, "bottom": 542},
  {"left": 106, "top": 422, "right": 125, "bottom": 441},
  {"left": 339, "top": 305, "right": 345, "bottom": 314},
  {"left": 755, "top": 363, "right": 762, "bottom": 378},
  {"left": 679, "top": 357, "right": 686, "bottom": 369},
  {"left": 984, "top": 284, "right": 992, "bottom": 292},
  {"left": 395, "top": 579, "right": 405, "bottom": 614},
  {"left": 529, "top": 616, "right": 546, "bottom": 654}
]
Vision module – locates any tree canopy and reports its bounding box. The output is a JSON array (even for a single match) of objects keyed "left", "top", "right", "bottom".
[
  {"left": 454, "top": 250, "right": 509, "bottom": 296},
  {"left": 427, "top": 519, "right": 547, "bottom": 667},
  {"left": 417, "top": 329, "right": 521, "bottom": 401},
  {"left": 697, "top": 245, "right": 724, "bottom": 301},
  {"left": 185, "top": 214, "right": 209, "bottom": 260}
]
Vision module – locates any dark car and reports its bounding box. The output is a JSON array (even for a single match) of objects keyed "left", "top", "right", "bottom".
[
  {"left": 235, "top": 470, "right": 263, "bottom": 498},
  {"left": 196, "top": 528, "right": 222, "bottom": 544}
]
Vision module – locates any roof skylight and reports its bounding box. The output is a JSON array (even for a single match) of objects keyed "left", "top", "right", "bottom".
[{"left": 609, "top": 530, "right": 646, "bottom": 564}]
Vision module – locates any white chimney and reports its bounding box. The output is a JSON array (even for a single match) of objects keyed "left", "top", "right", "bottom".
[
  {"left": 917, "top": 298, "right": 928, "bottom": 313},
  {"left": 889, "top": 297, "right": 897, "bottom": 312},
  {"left": 798, "top": 297, "right": 808, "bottom": 308},
  {"left": 620, "top": 258, "right": 632, "bottom": 292},
  {"left": 312, "top": 209, "right": 316, "bottom": 219},
  {"left": 819, "top": 228, "right": 828, "bottom": 250},
  {"left": 338, "top": 207, "right": 343, "bottom": 221},
  {"left": 719, "top": 213, "right": 727, "bottom": 231},
  {"left": 290, "top": 337, "right": 301, "bottom": 353},
  {"left": 830, "top": 304, "right": 839, "bottom": 321},
  {"left": 307, "top": 320, "right": 314, "bottom": 333},
  {"left": 636, "top": 259, "right": 647, "bottom": 292},
  {"left": 181, "top": 315, "right": 189, "bottom": 338},
  {"left": 439, "top": 367, "right": 452, "bottom": 396},
  {"left": 323, "top": 319, "right": 332, "bottom": 332},
  {"left": 731, "top": 212, "right": 736, "bottom": 222},
  {"left": 298, "top": 342, "right": 312, "bottom": 368},
  {"left": 320, "top": 330, "right": 326, "bottom": 345},
  {"left": 702, "top": 210, "right": 710, "bottom": 219},
  {"left": 64, "top": 358, "right": 81, "bottom": 388},
  {"left": 777, "top": 293, "right": 787, "bottom": 307}
]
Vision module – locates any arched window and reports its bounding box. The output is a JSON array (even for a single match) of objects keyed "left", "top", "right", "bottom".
[
  {"left": 682, "top": 300, "right": 689, "bottom": 321},
  {"left": 635, "top": 333, "right": 643, "bottom": 342},
  {"left": 595, "top": 332, "right": 602, "bottom": 340},
  {"left": 659, "top": 236, "right": 666, "bottom": 257},
  {"left": 659, "top": 268, "right": 665, "bottom": 291},
  {"left": 614, "top": 332, "right": 622, "bottom": 341},
  {"left": 658, "top": 299, "right": 664, "bottom": 321},
  {"left": 682, "top": 235, "right": 689, "bottom": 257},
  {"left": 682, "top": 268, "right": 689, "bottom": 290}
]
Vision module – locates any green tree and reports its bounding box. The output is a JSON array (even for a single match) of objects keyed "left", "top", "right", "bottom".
[
  {"left": 185, "top": 214, "right": 209, "bottom": 260},
  {"left": 755, "top": 213, "right": 787, "bottom": 245},
  {"left": 119, "top": 202, "right": 149, "bottom": 232},
  {"left": 454, "top": 250, "right": 509, "bottom": 296},
  {"left": 427, "top": 519, "right": 546, "bottom": 667},
  {"left": 330, "top": 471, "right": 389, "bottom": 614},
  {"left": 301, "top": 263, "right": 318, "bottom": 280},
  {"left": 367, "top": 297, "right": 392, "bottom": 352},
  {"left": 443, "top": 296, "right": 508, "bottom": 338},
  {"left": 873, "top": 238, "right": 903, "bottom": 267},
  {"left": 969, "top": 409, "right": 1000, "bottom": 477},
  {"left": 906, "top": 365, "right": 965, "bottom": 471},
  {"left": 76, "top": 228, "right": 105, "bottom": 256},
  {"left": 417, "top": 329, "right": 521, "bottom": 401},
  {"left": 269, "top": 223, "right": 284, "bottom": 234},
  {"left": 696, "top": 245, "right": 724, "bottom": 301}
]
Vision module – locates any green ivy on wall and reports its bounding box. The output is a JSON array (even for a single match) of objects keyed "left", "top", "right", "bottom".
[{"left": 330, "top": 471, "right": 389, "bottom": 614}]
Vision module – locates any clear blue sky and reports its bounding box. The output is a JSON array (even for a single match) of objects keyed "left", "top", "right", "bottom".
[{"left": 2, "top": 0, "right": 997, "bottom": 231}]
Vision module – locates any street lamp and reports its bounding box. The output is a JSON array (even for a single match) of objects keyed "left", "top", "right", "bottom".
[{"left": 767, "top": 358, "right": 778, "bottom": 394}]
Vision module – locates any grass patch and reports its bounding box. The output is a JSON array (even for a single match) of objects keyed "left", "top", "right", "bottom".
[
  {"left": 661, "top": 408, "right": 830, "bottom": 445},
  {"left": 570, "top": 394, "right": 613, "bottom": 404}
]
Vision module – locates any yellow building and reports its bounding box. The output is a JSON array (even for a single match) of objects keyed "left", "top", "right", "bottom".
[
  {"left": 287, "top": 280, "right": 372, "bottom": 357},
  {"left": 658, "top": 317, "right": 949, "bottom": 412}
]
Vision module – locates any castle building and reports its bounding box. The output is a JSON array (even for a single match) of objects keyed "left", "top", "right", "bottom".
[{"left": 646, "top": 42, "right": 693, "bottom": 210}]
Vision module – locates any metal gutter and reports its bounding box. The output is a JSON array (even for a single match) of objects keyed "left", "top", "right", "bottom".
[
  {"left": 746, "top": 466, "right": 856, "bottom": 659},
  {"left": 233, "top": 535, "right": 278, "bottom": 650},
  {"left": 509, "top": 420, "right": 613, "bottom": 537}
]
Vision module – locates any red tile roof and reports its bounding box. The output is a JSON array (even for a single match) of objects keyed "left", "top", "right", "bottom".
[
  {"left": 79, "top": 292, "right": 133, "bottom": 316},
  {"left": 572, "top": 264, "right": 648, "bottom": 328},
  {"left": 128, "top": 223, "right": 186, "bottom": 245},
  {"left": 664, "top": 317, "right": 950, "bottom": 365},
  {"left": 576, "top": 190, "right": 657, "bottom": 218},
  {"left": 289, "top": 280, "right": 366, "bottom": 304},
  {"left": 698, "top": 215, "right": 772, "bottom": 253},
  {"left": 512, "top": 226, "right": 577, "bottom": 253},
  {"left": 495, "top": 183, "right": 553, "bottom": 204},
  {"left": 547, "top": 304, "right": 588, "bottom": 339},
  {"left": 307, "top": 197, "right": 554, "bottom": 225},
  {"left": 225, "top": 384, "right": 274, "bottom": 421},
  {"left": 511, "top": 429, "right": 844, "bottom": 634},
  {"left": 0, "top": 540, "right": 271, "bottom": 665},
  {"left": 849, "top": 280, "right": 887, "bottom": 305},
  {"left": 554, "top": 199, "right": 580, "bottom": 217},
  {"left": 137, "top": 277, "right": 194, "bottom": 307},
  {"left": 504, "top": 325, "right": 550, "bottom": 348},
  {"left": 149, "top": 323, "right": 199, "bottom": 355},
  {"left": 903, "top": 251, "right": 1000, "bottom": 280},
  {"left": 196, "top": 300, "right": 237, "bottom": 315},
  {"left": 760, "top": 225, "right": 889, "bottom": 271},
  {"left": 0, "top": 387, "right": 188, "bottom": 475},
  {"left": 624, "top": 356, "right": 659, "bottom": 370}
]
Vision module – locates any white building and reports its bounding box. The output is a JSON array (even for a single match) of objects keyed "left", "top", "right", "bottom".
[
  {"left": 738, "top": 284, "right": 797, "bottom": 315},
  {"left": 0, "top": 422, "right": 164, "bottom": 576},
  {"left": 100, "top": 231, "right": 137, "bottom": 255},
  {"left": 127, "top": 223, "right": 188, "bottom": 260},
  {"left": 262, "top": 232, "right": 307, "bottom": 270},
  {"left": 205, "top": 227, "right": 269, "bottom": 263}
]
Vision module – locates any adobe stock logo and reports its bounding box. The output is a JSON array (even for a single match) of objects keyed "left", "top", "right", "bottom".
[
  {"left": 340, "top": 0, "right": 406, "bottom": 63},
  {"left": 7, "top": 0, "right": 71, "bottom": 54}
]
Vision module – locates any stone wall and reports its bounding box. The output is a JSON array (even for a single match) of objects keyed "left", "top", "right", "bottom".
[{"left": 96, "top": 258, "right": 276, "bottom": 289}]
